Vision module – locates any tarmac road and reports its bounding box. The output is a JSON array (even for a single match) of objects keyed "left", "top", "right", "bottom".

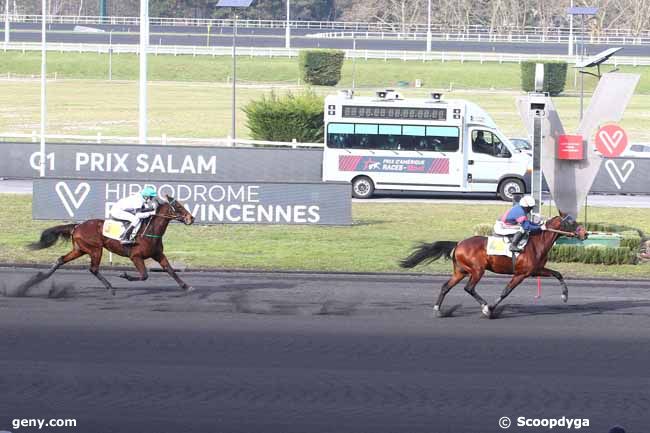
[
  {"left": 4, "top": 23, "right": 650, "bottom": 56},
  {"left": 1, "top": 267, "right": 649, "bottom": 433}
]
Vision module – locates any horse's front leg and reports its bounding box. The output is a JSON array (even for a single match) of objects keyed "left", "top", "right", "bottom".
[
  {"left": 120, "top": 256, "right": 148, "bottom": 282},
  {"left": 154, "top": 254, "right": 193, "bottom": 291},
  {"left": 534, "top": 267, "right": 568, "bottom": 303}
]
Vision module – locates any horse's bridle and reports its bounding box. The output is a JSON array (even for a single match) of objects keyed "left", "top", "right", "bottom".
[{"left": 154, "top": 199, "right": 186, "bottom": 222}]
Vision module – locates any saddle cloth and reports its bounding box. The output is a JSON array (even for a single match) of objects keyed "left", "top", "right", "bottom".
[
  {"left": 487, "top": 235, "right": 528, "bottom": 258},
  {"left": 102, "top": 219, "right": 130, "bottom": 241}
]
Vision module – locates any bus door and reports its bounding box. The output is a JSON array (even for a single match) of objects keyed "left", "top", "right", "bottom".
[{"left": 467, "top": 128, "right": 514, "bottom": 192}]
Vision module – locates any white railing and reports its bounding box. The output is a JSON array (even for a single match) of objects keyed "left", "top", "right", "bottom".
[
  {"left": 309, "top": 31, "right": 650, "bottom": 46},
  {"left": 0, "top": 132, "right": 324, "bottom": 148},
  {"left": 3, "top": 42, "right": 650, "bottom": 66},
  {"left": 7, "top": 14, "right": 650, "bottom": 39}
]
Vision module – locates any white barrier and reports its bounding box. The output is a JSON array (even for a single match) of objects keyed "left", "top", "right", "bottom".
[
  {"left": 2, "top": 42, "right": 650, "bottom": 66},
  {"left": 0, "top": 132, "right": 324, "bottom": 148}
]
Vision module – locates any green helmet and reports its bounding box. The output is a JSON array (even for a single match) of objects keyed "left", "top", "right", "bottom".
[{"left": 141, "top": 187, "right": 157, "bottom": 198}]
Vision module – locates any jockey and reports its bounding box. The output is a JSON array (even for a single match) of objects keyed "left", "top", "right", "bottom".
[
  {"left": 498, "top": 195, "right": 544, "bottom": 252},
  {"left": 109, "top": 187, "right": 158, "bottom": 244}
]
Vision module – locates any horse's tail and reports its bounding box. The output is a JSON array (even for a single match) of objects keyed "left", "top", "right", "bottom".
[
  {"left": 28, "top": 224, "right": 77, "bottom": 250},
  {"left": 399, "top": 241, "right": 458, "bottom": 268}
]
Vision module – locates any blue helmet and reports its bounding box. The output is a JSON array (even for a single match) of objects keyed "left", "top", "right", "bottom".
[{"left": 141, "top": 187, "right": 157, "bottom": 198}]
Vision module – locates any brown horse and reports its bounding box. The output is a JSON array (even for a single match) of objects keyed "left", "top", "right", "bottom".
[
  {"left": 26, "top": 195, "right": 195, "bottom": 295},
  {"left": 400, "top": 215, "right": 588, "bottom": 318}
]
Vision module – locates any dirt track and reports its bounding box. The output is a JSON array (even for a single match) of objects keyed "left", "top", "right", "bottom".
[{"left": 1, "top": 267, "right": 649, "bottom": 433}]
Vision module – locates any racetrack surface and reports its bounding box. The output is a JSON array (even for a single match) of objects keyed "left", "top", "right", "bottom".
[
  {"left": 1, "top": 267, "right": 649, "bottom": 433},
  {"left": 5, "top": 24, "right": 650, "bottom": 56}
]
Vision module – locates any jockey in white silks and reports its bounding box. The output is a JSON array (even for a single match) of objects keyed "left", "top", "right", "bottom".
[
  {"left": 109, "top": 187, "right": 158, "bottom": 244},
  {"left": 493, "top": 195, "right": 545, "bottom": 252}
]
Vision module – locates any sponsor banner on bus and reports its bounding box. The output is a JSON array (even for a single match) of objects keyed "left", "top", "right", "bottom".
[{"left": 338, "top": 156, "right": 449, "bottom": 174}]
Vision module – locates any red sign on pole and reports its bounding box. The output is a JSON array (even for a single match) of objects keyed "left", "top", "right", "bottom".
[
  {"left": 595, "top": 124, "right": 629, "bottom": 158},
  {"left": 557, "top": 134, "right": 584, "bottom": 160}
]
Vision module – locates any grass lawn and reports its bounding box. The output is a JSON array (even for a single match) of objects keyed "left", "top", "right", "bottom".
[
  {"left": 1, "top": 194, "right": 648, "bottom": 279},
  {"left": 2, "top": 79, "right": 650, "bottom": 142},
  {"left": 2, "top": 51, "right": 650, "bottom": 93}
]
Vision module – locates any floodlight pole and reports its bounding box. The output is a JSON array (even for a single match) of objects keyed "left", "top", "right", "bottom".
[
  {"left": 139, "top": 0, "right": 149, "bottom": 144},
  {"left": 232, "top": 14, "right": 237, "bottom": 143},
  {"left": 39, "top": 0, "right": 47, "bottom": 177},
  {"left": 352, "top": 37, "right": 356, "bottom": 90},
  {"left": 4, "top": 0, "right": 9, "bottom": 45},
  {"left": 108, "top": 29, "right": 113, "bottom": 80},
  {"left": 426, "top": 0, "right": 431, "bottom": 52},
  {"left": 285, "top": 0, "right": 290, "bottom": 49},
  {"left": 579, "top": 14, "right": 585, "bottom": 121},
  {"left": 568, "top": 0, "right": 573, "bottom": 56}
]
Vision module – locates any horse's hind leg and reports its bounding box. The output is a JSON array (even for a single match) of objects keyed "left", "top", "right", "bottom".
[
  {"left": 89, "top": 250, "right": 115, "bottom": 295},
  {"left": 463, "top": 269, "right": 490, "bottom": 316},
  {"left": 19, "top": 249, "right": 85, "bottom": 294},
  {"left": 119, "top": 256, "right": 148, "bottom": 282},
  {"left": 535, "top": 267, "right": 568, "bottom": 303},
  {"left": 433, "top": 269, "right": 466, "bottom": 317}
]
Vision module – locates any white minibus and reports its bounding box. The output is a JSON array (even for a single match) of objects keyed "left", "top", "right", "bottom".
[{"left": 322, "top": 90, "right": 531, "bottom": 201}]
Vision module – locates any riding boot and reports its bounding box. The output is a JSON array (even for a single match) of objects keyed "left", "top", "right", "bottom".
[
  {"left": 509, "top": 231, "right": 525, "bottom": 252},
  {"left": 121, "top": 224, "right": 136, "bottom": 244}
]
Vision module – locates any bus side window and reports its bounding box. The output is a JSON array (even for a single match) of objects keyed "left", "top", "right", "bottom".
[
  {"left": 327, "top": 123, "right": 355, "bottom": 149},
  {"left": 425, "top": 126, "right": 459, "bottom": 152}
]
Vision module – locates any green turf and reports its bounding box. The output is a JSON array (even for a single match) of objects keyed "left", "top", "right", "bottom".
[
  {"left": 2, "top": 79, "right": 650, "bottom": 141},
  {"left": 1, "top": 195, "right": 648, "bottom": 278},
  {"left": 2, "top": 51, "right": 650, "bottom": 92}
]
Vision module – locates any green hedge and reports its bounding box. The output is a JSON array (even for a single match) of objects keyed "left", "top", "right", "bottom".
[
  {"left": 520, "top": 61, "right": 568, "bottom": 96},
  {"left": 298, "top": 50, "right": 345, "bottom": 86},
  {"left": 243, "top": 91, "right": 324, "bottom": 142},
  {"left": 548, "top": 245, "right": 637, "bottom": 265}
]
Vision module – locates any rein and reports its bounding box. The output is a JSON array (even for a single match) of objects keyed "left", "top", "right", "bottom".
[{"left": 545, "top": 228, "right": 576, "bottom": 237}]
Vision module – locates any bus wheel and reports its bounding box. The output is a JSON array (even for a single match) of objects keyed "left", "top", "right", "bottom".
[
  {"left": 498, "top": 178, "right": 524, "bottom": 201},
  {"left": 352, "top": 176, "right": 375, "bottom": 199}
]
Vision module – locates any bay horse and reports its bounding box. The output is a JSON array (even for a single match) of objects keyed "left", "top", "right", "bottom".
[
  {"left": 400, "top": 215, "right": 588, "bottom": 318},
  {"left": 26, "top": 195, "right": 195, "bottom": 295}
]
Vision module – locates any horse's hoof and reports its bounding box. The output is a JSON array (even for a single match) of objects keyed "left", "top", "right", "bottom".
[
  {"left": 184, "top": 286, "right": 195, "bottom": 292},
  {"left": 481, "top": 304, "right": 491, "bottom": 318},
  {"left": 562, "top": 294, "right": 568, "bottom": 303},
  {"left": 119, "top": 272, "right": 128, "bottom": 280},
  {"left": 111, "top": 289, "right": 116, "bottom": 296}
]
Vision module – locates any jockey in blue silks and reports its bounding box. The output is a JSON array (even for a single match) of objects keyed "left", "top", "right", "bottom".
[{"left": 499, "top": 195, "right": 544, "bottom": 252}]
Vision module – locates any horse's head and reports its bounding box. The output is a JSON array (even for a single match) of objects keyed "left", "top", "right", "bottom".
[
  {"left": 546, "top": 214, "right": 588, "bottom": 240},
  {"left": 160, "top": 195, "right": 194, "bottom": 225}
]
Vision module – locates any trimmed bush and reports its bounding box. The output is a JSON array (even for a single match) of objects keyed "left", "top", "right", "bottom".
[
  {"left": 243, "top": 91, "right": 324, "bottom": 143},
  {"left": 548, "top": 245, "right": 637, "bottom": 265},
  {"left": 473, "top": 223, "right": 494, "bottom": 236},
  {"left": 520, "top": 61, "right": 568, "bottom": 96},
  {"left": 298, "top": 50, "right": 345, "bottom": 86}
]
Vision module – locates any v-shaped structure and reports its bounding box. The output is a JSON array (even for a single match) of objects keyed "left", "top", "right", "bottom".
[{"left": 517, "top": 73, "right": 639, "bottom": 217}]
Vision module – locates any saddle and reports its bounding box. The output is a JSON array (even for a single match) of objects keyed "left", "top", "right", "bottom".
[
  {"left": 487, "top": 235, "right": 529, "bottom": 257},
  {"left": 102, "top": 219, "right": 133, "bottom": 241},
  {"left": 487, "top": 223, "right": 529, "bottom": 258}
]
